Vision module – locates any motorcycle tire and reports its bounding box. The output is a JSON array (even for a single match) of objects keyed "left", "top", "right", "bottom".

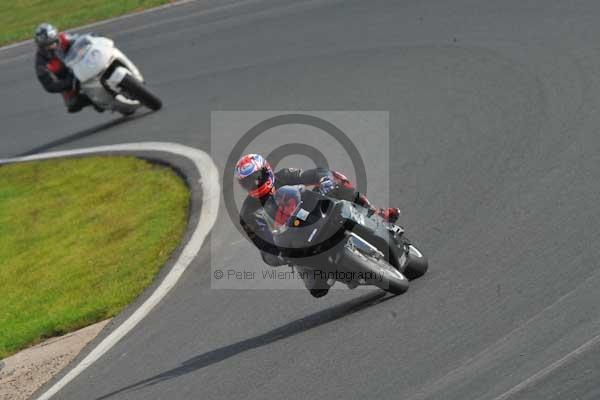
[
  {"left": 402, "top": 243, "right": 428, "bottom": 280},
  {"left": 119, "top": 75, "right": 162, "bottom": 111},
  {"left": 342, "top": 245, "right": 409, "bottom": 295},
  {"left": 394, "top": 235, "right": 429, "bottom": 280}
]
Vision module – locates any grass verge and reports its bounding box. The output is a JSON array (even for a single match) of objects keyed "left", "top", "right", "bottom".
[
  {"left": 0, "top": 156, "right": 189, "bottom": 359},
  {"left": 1, "top": 0, "right": 171, "bottom": 46}
]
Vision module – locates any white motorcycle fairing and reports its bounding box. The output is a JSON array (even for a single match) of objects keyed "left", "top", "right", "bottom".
[{"left": 64, "top": 35, "right": 145, "bottom": 113}]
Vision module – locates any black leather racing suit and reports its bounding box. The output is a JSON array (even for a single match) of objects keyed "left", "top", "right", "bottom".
[
  {"left": 35, "top": 32, "right": 92, "bottom": 113},
  {"left": 239, "top": 167, "right": 374, "bottom": 266}
]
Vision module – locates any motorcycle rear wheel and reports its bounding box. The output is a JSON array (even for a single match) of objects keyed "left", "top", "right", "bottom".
[
  {"left": 396, "top": 237, "right": 428, "bottom": 280},
  {"left": 403, "top": 244, "right": 428, "bottom": 280}
]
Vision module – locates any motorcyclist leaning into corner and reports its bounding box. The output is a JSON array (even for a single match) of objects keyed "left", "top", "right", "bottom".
[
  {"left": 34, "top": 23, "right": 98, "bottom": 113},
  {"left": 236, "top": 153, "right": 400, "bottom": 299}
]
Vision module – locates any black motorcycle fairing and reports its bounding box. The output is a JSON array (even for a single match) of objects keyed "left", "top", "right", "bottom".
[{"left": 262, "top": 186, "right": 406, "bottom": 270}]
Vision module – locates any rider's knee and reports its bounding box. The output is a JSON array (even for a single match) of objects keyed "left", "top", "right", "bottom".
[{"left": 67, "top": 105, "right": 82, "bottom": 113}]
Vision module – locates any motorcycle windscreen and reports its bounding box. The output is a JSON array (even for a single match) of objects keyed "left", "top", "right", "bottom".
[
  {"left": 263, "top": 186, "right": 302, "bottom": 233},
  {"left": 264, "top": 186, "right": 346, "bottom": 256},
  {"left": 64, "top": 37, "right": 92, "bottom": 66},
  {"left": 65, "top": 36, "right": 113, "bottom": 82}
]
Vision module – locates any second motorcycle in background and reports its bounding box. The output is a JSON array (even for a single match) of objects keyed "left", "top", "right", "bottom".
[{"left": 64, "top": 34, "right": 162, "bottom": 115}]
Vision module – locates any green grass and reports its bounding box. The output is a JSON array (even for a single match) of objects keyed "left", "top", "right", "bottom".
[
  {"left": 0, "top": 156, "right": 189, "bottom": 359},
  {"left": 1, "top": 0, "right": 171, "bottom": 46}
]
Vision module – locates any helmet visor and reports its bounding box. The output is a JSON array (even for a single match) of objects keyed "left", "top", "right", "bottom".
[{"left": 239, "top": 168, "right": 269, "bottom": 191}]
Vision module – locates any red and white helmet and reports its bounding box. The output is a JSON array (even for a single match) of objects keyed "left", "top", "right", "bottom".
[{"left": 234, "top": 154, "right": 275, "bottom": 198}]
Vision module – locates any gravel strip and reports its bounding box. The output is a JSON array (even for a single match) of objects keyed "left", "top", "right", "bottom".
[{"left": 0, "top": 320, "right": 110, "bottom": 400}]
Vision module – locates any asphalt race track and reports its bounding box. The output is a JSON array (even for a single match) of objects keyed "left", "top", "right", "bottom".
[{"left": 2, "top": 1, "right": 600, "bottom": 399}]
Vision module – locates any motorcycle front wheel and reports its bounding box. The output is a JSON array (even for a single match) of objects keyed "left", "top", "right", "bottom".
[
  {"left": 341, "top": 245, "right": 409, "bottom": 295},
  {"left": 119, "top": 75, "right": 162, "bottom": 111}
]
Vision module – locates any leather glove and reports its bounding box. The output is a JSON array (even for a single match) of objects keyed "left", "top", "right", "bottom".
[{"left": 318, "top": 176, "right": 336, "bottom": 195}]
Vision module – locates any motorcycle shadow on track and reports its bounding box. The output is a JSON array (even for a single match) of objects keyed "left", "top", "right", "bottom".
[
  {"left": 19, "top": 110, "right": 154, "bottom": 157},
  {"left": 96, "top": 290, "right": 393, "bottom": 400}
]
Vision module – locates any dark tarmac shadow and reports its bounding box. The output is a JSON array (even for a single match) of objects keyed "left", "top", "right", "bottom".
[
  {"left": 18, "top": 110, "right": 154, "bottom": 157},
  {"left": 96, "top": 290, "right": 394, "bottom": 400}
]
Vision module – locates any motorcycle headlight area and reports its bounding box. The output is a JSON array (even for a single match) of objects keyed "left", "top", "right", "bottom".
[{"left": 85, "top": 49, "right": 101, "bottom": 66}]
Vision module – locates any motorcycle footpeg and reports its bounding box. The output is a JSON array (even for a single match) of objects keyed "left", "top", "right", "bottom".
[{"left": 385, "top": 223, "right": 404, "bottom": 236}]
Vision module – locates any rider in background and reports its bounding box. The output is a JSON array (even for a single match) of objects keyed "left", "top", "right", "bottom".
[
  {"left": 235, "top": 153, "right": 400, "bottom": 298},
  {"left": 34, "top": 23, "right": 94, "bottom": 113}
]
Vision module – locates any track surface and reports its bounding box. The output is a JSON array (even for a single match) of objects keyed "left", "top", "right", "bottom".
[{"left": 2, "top": 1, "right": 600, "bottom": 399}]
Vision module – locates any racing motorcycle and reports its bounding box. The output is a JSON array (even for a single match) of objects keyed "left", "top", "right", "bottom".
[
  {"left": 263, "top": 186, "right": 428, "bottom": 295},
  {"left": 64, "top": 34, "right": 162, "bottom": 114}
]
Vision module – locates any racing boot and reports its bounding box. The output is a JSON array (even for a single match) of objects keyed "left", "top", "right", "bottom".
[
  {"left": 357, "top": 194, "right": 400, "bottom": 224},
  {"left": 376, "top": 207, "right": 400, "bottom": 224}
]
